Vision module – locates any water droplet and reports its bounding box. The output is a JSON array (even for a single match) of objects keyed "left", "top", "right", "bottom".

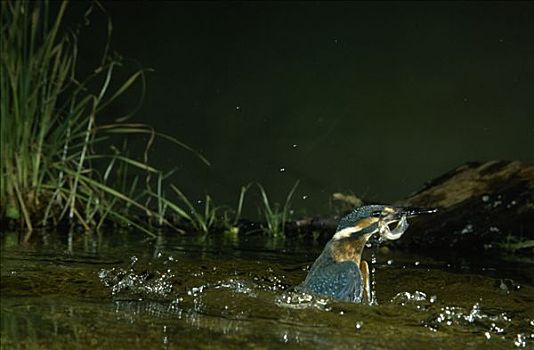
[
  {"left": 514, "top": 333, "right": 527, "bottom": 347},
  {"left": 279, "top": 168, "right": 285, "bottom": 172},
  {"left": 302, "top": 195, "right": 308, "bottom": 200},
  {"left": 292, "top": 144, "right": 298, "bottom": 148},
  {"left": 461, "top": 224, "right": 474, "bottom": 234},
  {"left": 235, "top": 105, "right": 240, "bottom": 110},
  {"left": 387, "top": 259, "right": 393, "bottom": 265},
  {"left": 414, "top": 261, "right": 420, "bottom": 266},
  {"left": 355, "top": 321, "right": 363, "bottom": 330}
]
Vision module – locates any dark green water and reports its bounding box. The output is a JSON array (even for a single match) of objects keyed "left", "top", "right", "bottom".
[{"left": 1, "top": 230, "right": 533, "bottom": 349}]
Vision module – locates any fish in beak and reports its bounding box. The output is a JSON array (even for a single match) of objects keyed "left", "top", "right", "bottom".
[{"left": 377, "top": 207, "right": 438, "bottom": 240}]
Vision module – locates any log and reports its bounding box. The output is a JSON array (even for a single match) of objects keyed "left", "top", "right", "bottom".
[{"left": 391, "top": 161, "right": 534, "bottom": 257}]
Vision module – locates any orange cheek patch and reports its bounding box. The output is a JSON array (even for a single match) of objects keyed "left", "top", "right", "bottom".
[
  {"left": 354, "top": 217, "right": 379, "bottom": 231},
  {"left": 383, "top": 207, "right": 395, "bottom": 214}
]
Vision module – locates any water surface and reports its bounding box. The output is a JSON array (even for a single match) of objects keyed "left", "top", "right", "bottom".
[{"left": 1, "top": 230, "right": 533, "bottom": 349}]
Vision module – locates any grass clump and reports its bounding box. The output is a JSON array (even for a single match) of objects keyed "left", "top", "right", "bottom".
[
  {"left": 0, "top": 1, "right": 205, "bottom": 235},
  {"left": 257, "top": 180, "right": 300, "bottom": 238},
  {"left": 160, "top": 184, "right": 249, "bottom": 234},
  {"left": 0, "top": 0, "right": 303, "bottom": 239}
]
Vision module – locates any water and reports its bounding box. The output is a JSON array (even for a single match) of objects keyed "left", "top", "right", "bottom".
[{"left": 1, "top": 230, "right": 533, "bottom": 349}]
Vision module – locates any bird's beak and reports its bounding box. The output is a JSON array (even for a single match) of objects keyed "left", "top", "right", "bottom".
[
  {"left": 381, "top": 207, "right": 438, "bottom": 223},
  {"left": 397, "top": 207, "right": 438, "bottom": 218}
]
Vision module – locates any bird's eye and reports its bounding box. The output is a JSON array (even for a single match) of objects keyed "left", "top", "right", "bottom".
[{"left": 371, "top": 211, "right": 382, "bottom": 218}]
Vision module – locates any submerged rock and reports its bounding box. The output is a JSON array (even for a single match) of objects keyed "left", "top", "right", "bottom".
[{"left": 392, "top": 161, "right": 534, "bottom": 257}]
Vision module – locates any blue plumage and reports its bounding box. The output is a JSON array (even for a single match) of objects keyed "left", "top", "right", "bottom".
[
  {"left": 335, "top": 204, "right": 384, "bottom": 231},
  {"left": 299, "top": 241, "right": 363, "bottom": 303}
]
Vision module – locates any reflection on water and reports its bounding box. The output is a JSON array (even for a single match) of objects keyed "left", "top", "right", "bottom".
[{"left": 1, "top": 230, "right": 533, "bottom": 349}]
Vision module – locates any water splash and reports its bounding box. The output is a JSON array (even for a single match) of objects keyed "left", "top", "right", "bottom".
[
  {"left": 214, "top": 278, "right": 256, "bottom": 296},
  {"left": 388, "top": 292, "right": 532, "bottom": 347},
  {"left": 369, "top": 250, "right": 378, "bottom": 305},
  {"left": 99, "top": 255, "right": 272, "bottom": 303},
  {"left": 99, "top": 256, "right": 175, "bottom": 298},
  {"left": 391, "top": 291, "right": 429, "bottom": 305},
  {"left": 423, "top": 302, "right": 519, "bottom": 344},
  {"left": 426, "top": 302, "right": 511, "bottom": 329},
  {"left": 275, "top": 290, "right": 332, "bottom": 311}
]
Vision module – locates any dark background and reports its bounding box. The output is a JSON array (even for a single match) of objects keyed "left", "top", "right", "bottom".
[{"left": 67, "top": 1, "right": 534, "bottom": 215}]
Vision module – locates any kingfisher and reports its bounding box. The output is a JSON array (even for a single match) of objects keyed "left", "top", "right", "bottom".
[{"left": 298, "top": 205, "right": 437, "bottom": 303}]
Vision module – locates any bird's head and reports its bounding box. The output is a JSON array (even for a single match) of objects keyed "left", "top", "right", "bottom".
[{"left": 332, "top": 204, "right": 437, "bottom": 241}]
